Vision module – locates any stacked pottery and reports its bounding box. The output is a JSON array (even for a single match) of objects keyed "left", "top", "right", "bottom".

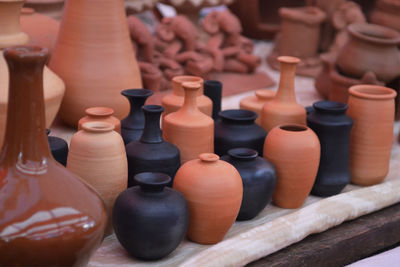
[
  {"left": 203, "top": 80, "right": 222, "bottom": 121},
  {"left": 240, "top": 89, "right": 276, "bottom": 125},
  {"left": 47, "top": 129, "right": 69, "bottom": 166},
  {"left": 78, "top": 107, "right": 121, "bottom": 133},
  {"left": 173, "top": 153, "right": 242, "bottom": 244}
]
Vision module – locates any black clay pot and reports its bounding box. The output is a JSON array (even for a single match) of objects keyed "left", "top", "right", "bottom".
[
  {"left": 121, "top": 89, "right": 154, "bottom": 145},
  {"left": 221, "top": 148, "right": 276, "bottom": 220},
  {"left": 126, "top": 105, "right": 180, "bottom": 187},
  {"left": 46, "top": 129, "right": 68, "bottom": 166},
  {"left": 215, "top": 109, "right": 267, "bottom": 156},
  {"left": 113, "top": 172, "right": 189, "bottom": 260},
  {"left": 204, "top": 80, "right": 222, "bottom": 120},
  {"left": 307, "top": 101, "right": 353, "bottom": 197}
]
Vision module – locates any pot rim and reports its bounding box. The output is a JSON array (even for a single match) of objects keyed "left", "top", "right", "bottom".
[
  {"left": 255, "top": 89, "right": 276, "bottom": 100},
  {"left": 348, "top": 23, "right": 400, "bottom": 45},
  {"left": 121, "top": 88, "right": 154, "bottom": 98},
  {"left": 142, "top": 104, "right": 164, "bottom": 113},
  {"left": 172, "top": 75, "right": 204, "bottom": 85},
  {"left": 85, "top": 106, "right": 114, "bottom": 117},
  {"left": 349, "top": 85, "right": 397, "bottom": 100},
  {"left": 278, "top": 124, "right": 308, "bottom": 132},
  {"left": 219, "top": 109, "right": 258, "bottom": 122},
  {"left": 228, "top": 148, "right": 258, "bottom": 160},
  {"left": 81, "top": 121, "right": 115, "bottom": 133},
  {"left": 134, "top": 172, "right": 171, "bottom": 191},
  {"left": 313, "top": 101, "right": 348, "bottom": 114}
]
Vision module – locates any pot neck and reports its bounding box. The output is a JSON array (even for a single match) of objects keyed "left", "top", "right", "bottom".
[
  {"left": 275, "top": 56, "right": 300, "bottom": 103},
  {"left": 121, "top": 89, "right": 153, "bottom": 126},
  {"left": 228, "top": 148, "right": 258, "bottom": 161},
  {"left": 135, "top": 172, "right": 171, "bottom": 192},
  {"left": 0, "top": 0, "right": 29, "bottom": 49},
  {"left": 199, "top": 153, "right": 219, "bottom": 163},
  {"left": 180, "top": 82, "right": 201, "bottom": 114},
  {"left": 219, "top": 109, "right": 257, "bottom": 125},
  {"left": 140, "top": 105, "right": 163, "bottom": 144}
]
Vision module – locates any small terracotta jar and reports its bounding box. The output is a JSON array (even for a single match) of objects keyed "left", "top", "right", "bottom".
[
  {"left": 67, "top": 121, "right": 128, "bottom": 234},
  {"left": 240, "top": 89, "right": 276, "bottom": 125},
  {"left": 347, "top": 85, "right": 396, "bottom": 185},
  {"left": 78, "top": 107, "right": 121, "bottom": 134},
  {"left": 261, "top": 56, "right": 307, "bottom": 132},
  {"left": 263, "top": 124, "right": 320, "bottom": 209},
  {"left": 173, "top": 153, "right": 243, "bottom": 244},
  {"left": 163, "top": 82, "right": 214, "bottom": 164}
]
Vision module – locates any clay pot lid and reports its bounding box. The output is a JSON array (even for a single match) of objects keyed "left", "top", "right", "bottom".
[
  {"left": 279, "top": 6, "right": 326, "bottom": 25},
  {"left": 85, "top": 107, "right": 114, "bottom": 117},
  {"left": 219, "top": 109, "right": 258, "bottom": 122},
  {"left": 228, "top": 148, "right": 258, "bottom": 160},
  {"left": 121, "top": 88, "right": 154, "bottom": 98},
  {"left": 313, "top": 101, "right": 348, "bottom": 114},
  {"left": 255, "top": 89, "right": 276, "bottom": 100},
  {"left": 199, "top": 153, "right": 219, "bottom": 162},
  {"left": 279, "top": 124, "right": 308, "bottom": 132},
  {"left": 81, "top": 121, "right": 115, "bottom": 133},
  {"left": 349, "top": 85, "right": 397, "bottom": 100},
  {"left": 134, "top": 172, "right": 171, "bottom": 192},
  {"left": 348, "top": 23, "right": 400, "bottom": 45}
]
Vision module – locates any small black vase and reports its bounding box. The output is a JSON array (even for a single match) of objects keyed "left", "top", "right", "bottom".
[
  {"left": 113, "top": 172, "right": 189, "bottom": 260},
  {"left": 204, "top": 80, "right": 222, "bottom": 121},
  {"left": 221, "top": 148, "right": 276, "bottom": 221},
  {"left": 307, "top": 101, "right": 353, "bottom": 197},
  {"left": 121, "top": 89, "right": 154, "bottom": 145},
  {"left": 126, "top": 105, "right": 180, "bottom": 187},
  {"left": 215, "top": 109, "right": 267, "bottom": 156},
  {"left": 46, "top": 129, "right": 68, "bottom": 166}
]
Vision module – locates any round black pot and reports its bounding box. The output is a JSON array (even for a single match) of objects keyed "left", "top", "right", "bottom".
[
  {"left": 204, "top": 80, "right": 222, "bottom": 121},
  {"left": 46, "top": 129, "right": 68, "bottom": 166},
  {"left": 215, "top": 109, "right": 267, "bottom": 156},
  {"left": 113, "top": 172, "right": 189, "bottom": 260},
  {"left": 126, "top": 105, "right": 180, "bottom": 187},
  {"left": 307, "top": 101, "right": 353, "bottom": 197},
  {"left": 221, "top": 148, "right": 276, "bottom": 221}
]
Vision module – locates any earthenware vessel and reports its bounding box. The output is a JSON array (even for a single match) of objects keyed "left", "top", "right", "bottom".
[
  {"left": 264, "top": 124, "right": 320, "bottom": 208},
  {"left": 49, "top": 0, "right": 142, "bottom": 127},
  {"left": 126, "top": 105, "right": 180, "bottom": 187},
  {"left": 173, "top": 153, "right": 242, "bottom": 244},
  {"left": 121, "top": 89, "right": 153, "bottom": 145},
  {"left": 314, "top": 54, "right": 334, "bottom": 99},
  {"left": 261, "top": 56, "right": 307, "bottom": 132},
  {"left": 203, "top": 80, "right": 222, "bottom": 121},
  {"left": 0, "top": 46, "right": 106, "bottom": 266},
  {"left": 163, "top": 82, "right": 214, "bottom": 164},
  {"left": 240, "top": 89, "right": 276, "bottom": 125},
  {"left": 78, "top": 106, "right": 121, "bottom": 134},
  {"left": 47, "top": 129, "right": 68, "bottom": 166},
  {"left": 215, "top": 109, "right": 266, "bottom": 156},
  {"left": 67, "top": 121, "right": 127, "bottom": 234},
  {"left": 221, "top": 148, "right": 276, "bottom": 220},
  {"left": 307, "top": 101, "right": 353, "bottom": 196},
  {"left": 370, "top": 0, "right": 400, "bottom": 32},
  {"left": 113, "top": 172, "right": 189, "bottom": 260},
  {"left": 347, "top": 85, "right": 396, "bottom": 185}
]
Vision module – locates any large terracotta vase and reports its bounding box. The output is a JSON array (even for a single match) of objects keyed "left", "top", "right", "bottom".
[
  {"left": 347, "top": 85, "right": 396, "bottom": 185},
  {"left": 173, "top": 153, "right": 242, "bottom": 244},
  {"left": 261, "top": 56, "right": 306, "bottom": 132},
  {"left": 163, "top": 81, "right": 214, "bottom": 164},
  {"left": 49, "top": 0, "right": 142, "bottom": 127},
  {"left": 239, "top": 89, "right": 276, "bottom": 125},
  {"left": 78, "top": 106, "right": 121, "bottom": 134},
  {"left": 0, "top": 46, "right": 106, "bottom": 265},
  {"left": 0, "top": 0, "right": 65, "bottom": 148}
]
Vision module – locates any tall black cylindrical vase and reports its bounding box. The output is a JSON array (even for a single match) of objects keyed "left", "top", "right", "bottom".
[{"left": 204, "top": 80, "right": 222, "bottom": 120}]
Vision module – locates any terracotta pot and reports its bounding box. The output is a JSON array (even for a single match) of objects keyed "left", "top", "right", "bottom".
[
  {"left": 24, "top": 0, "right": 64, "bottom": 19},
  {"left": 347, "top": 85, "right": 396, "bottom": 185},
  {"left": 163, "top": 81, "right": 214, "bottom": 164},
  {"left": 314, "top": 53, "right": 334, "bottom": 99},
  {"left": 67, "top": 121, "right": 128, "bottom": 234},
  {"left": 370, "top": 0, "right": 400, "bottom": 32},
  {"left": 0, "top": 46, "right": 106, "bottom": 265},
  {"left": 173, "top": 153, "right": 242, "bottom": 244},
  {"left": 264, "top": 124, "right": 320, "bottom": 209},
  {"left": 336, "top": 23, "right": 400, "bottom": 82},
  {"left": 0, "top": 0, "right": 65, "bottom": 148},
  {"left": 240, "top": 89, "right": 276, "bottom": 125},
  {"left": 49, "top": 0, "right": 142, "bottom": 127},
  {"left": 261, "top": 56, "right": 307, "bottom": 132},
  {"left": 78, "top": 106, "right": 121, "bottom": 134}
]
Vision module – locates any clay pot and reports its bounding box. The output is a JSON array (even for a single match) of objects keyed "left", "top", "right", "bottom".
[
  {"left": 121, "top": 89, "right": 154, "bottom": 145},
  {"left": 215, "top": 109, "right": 267, "bottom": 156},
  {"left": 113, "top": 172, "right": 189, "bottom": 260},
  {"left": 239, "top": 89, "right": 276, "bottom": 125},
  {"left": 336, "top": 23, "right": 400, "bottom": 83},
  {"left": 49, "top": 0, "right": 142, "bottom": 127},
  {"left": 163, "top": 82, "right": 214, "bottom": 164},
  {"left": 204, "top": 80, "right": 222, "bottom": 121},
  {"left": 173, "top": 153, "right": 242, "bottom": 244},
  {"left": 78, "top": 106, "right": 121, "bottom": 134},
  {"left": 370, "top": 0, "right": 400, "bottom": 32},
  {"left": 221, "top": 148, "right": 276, "bottom": 221},
  {"left": 314, "top": 53, "right": 334, "bottom": 99},
  {"left": 126, "top": 105, "right": 180, "bottom": 187},
  {"left": 307, "top": 101, "right": 353, "bottom": 196},
  {"left": 264, "top": 124, "right": 320, "bottom": 209},
  {"left": 24, "top": 0, "right": 64, "bottom": 19},
  {"left": 0, "top": 0, "right": 65, "bottom": 148},
  {"left": 47, "top": 129, "right": 68, "bottom": 166},
  {"left": 347, "top": 85, "right": 396, "bottom": 185},
  {"left": 0, "top": 46, "right": 106, "bottom": 266},
  {"left": 67, "top": 121, "right": 128, "bottom": 234},
  {"left": 261, "top": 56, "right": 307, "bottom": 132}
]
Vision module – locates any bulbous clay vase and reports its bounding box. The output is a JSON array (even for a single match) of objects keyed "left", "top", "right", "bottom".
[
  {"left": 0, "top": 46, "right": 106, "bottom": 266},
  {"left": 113, "top": 172, "right": 189, "bottom": 260},
  {"left": 240, "top": 89, "right": 276, "bottom": 125},
  {"left": 261, "top": 56, "right": 307, "bottom": 132},
  {"left": 204, "top": 80, "right": 223, "bottom": 121},
  {"left": 173, "top": 153, "right": 242, "bottom": 244},
  {"left": 0, "top": 0, "right": 65, "bottom": 148},
  {"left": 67, "top": 121, "right": 128, "bottom": 234},
  {"left": 47, "top": 129, "right": 68, "bottom": 166},
  {"left": 347, "top": 85, "right": 396, "bottom": 185},
  {"left": 163, "top": 82, "right": 214, "bottom": 164},
  {"left": 78, "top": 106, "right": 121, "bottom": 134},
  {"left": 264, "top": 124, "right": 320, "bottom": 209},
  {"left": 49, "top": 0, "right": 142, "bottom": 127}
]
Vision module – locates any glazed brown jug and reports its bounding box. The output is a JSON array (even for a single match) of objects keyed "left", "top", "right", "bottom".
[
  {"left": 347, "top": 85, "right": 396, "bottom": 185},
  {"left": 261, "top": 56, "right": 307, "bottom": 132},
  {"left": 163, "top": 81, "right": 214, "bottom": 164},
  {"left": 49, "top": 0, "right": 142, "bottom": 127},
  {"left": 239, "top": 89, "right": 276, "bottom": 125},
  {"left": 0, "top": 46, "right": 106, "bottom": 266},
  {"left": 78, "top": 106, "right": 121, "bottom": 134},
  {"left": 173, "top": 153, "right": 242, "bottom": 244}
]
